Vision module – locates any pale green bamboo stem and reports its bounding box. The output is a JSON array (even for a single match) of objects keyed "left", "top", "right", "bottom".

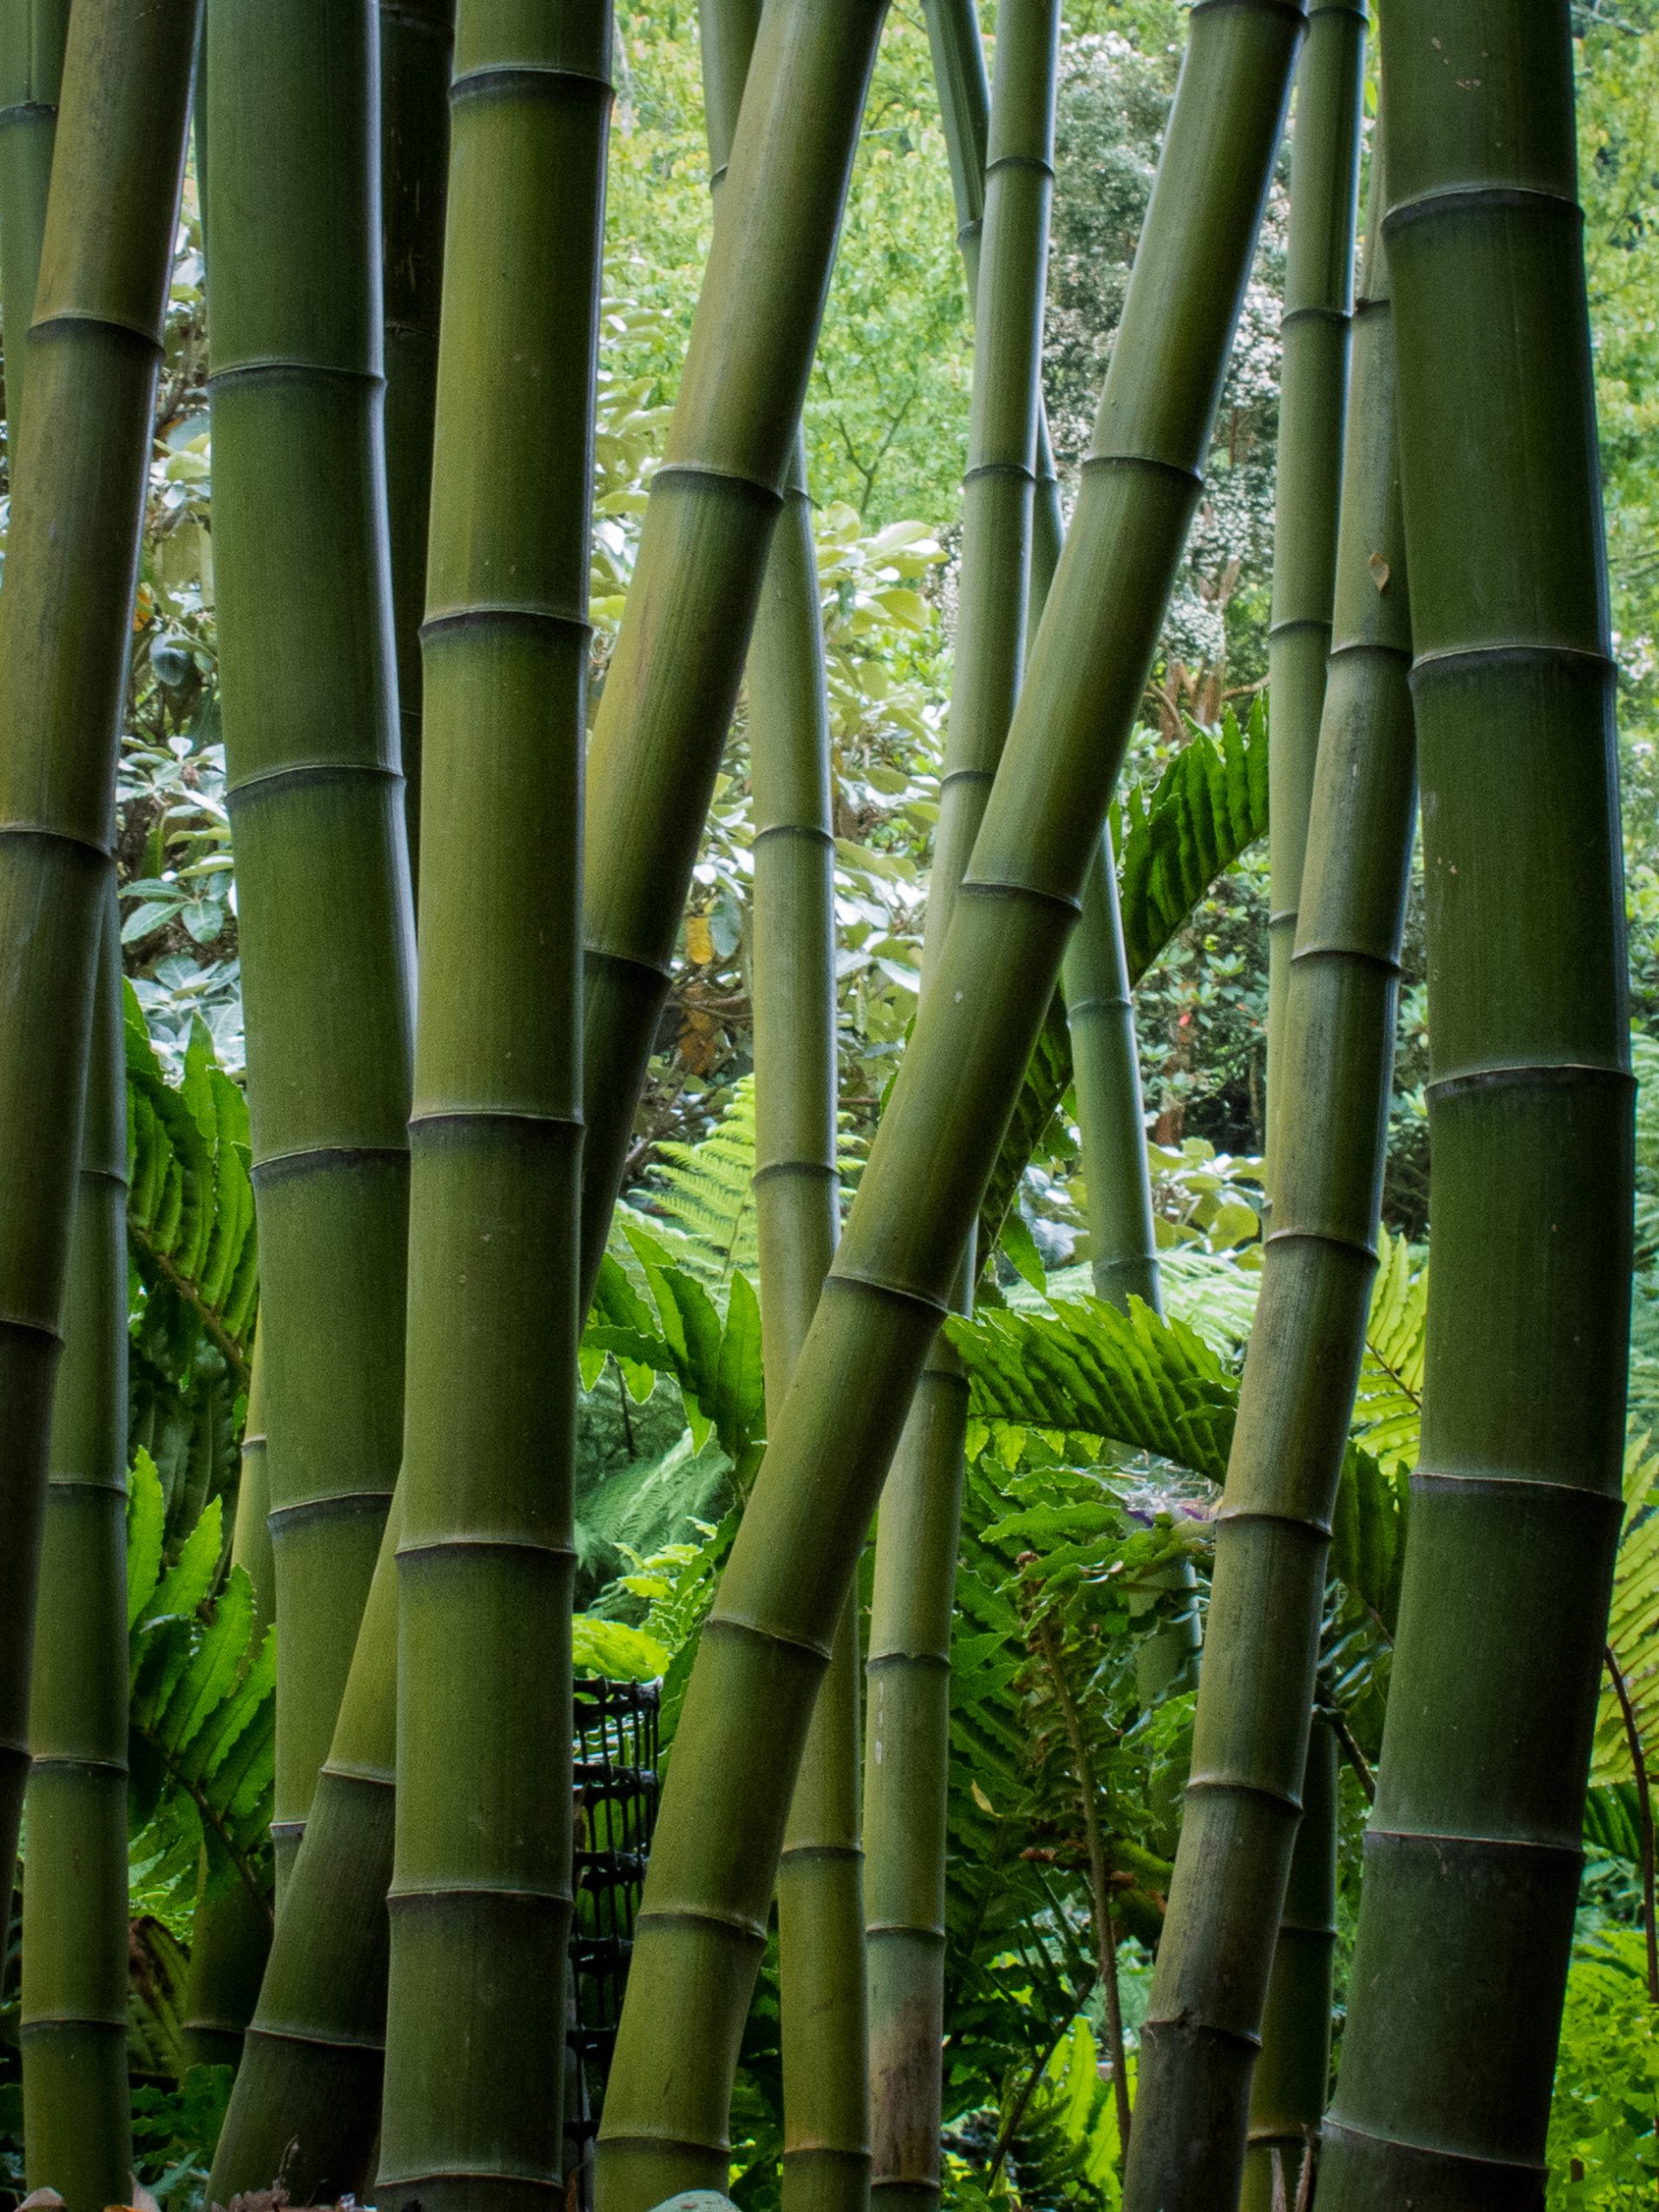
[
  {"left": 1122, "top": 151, "right": 1413, "bottom": 2212},
  {"left": 378, "top": 10, "right": 610, "bottom": 2208},
  {"left": 865, "top": 10, "right": 1058, "bottom": 2207},
  {"left": 0, "top": 0, "right": 70, "bottom": 438},
  {"left": 1264, "top": 0, "right": 1364, "bottom": 1187},
  {"left": 21, "top": 898, "right": 130, "bottom": 2212},
  {"left": 595, "top": 16, "right": 1300, "bottom": 2212},
  {"left": 0, "top": 0, "right": 199, "bottom": 1951},
  {"left": 1319, "top": 12, "right": 1632, "bottom": 2198},
  {"left": 207, "top": 0, "right": 416, "bottom": 1899}
]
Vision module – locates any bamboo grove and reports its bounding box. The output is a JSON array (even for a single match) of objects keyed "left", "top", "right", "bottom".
[{"left": 0, "top": 0, "right": 1642, "bottom": 2209}]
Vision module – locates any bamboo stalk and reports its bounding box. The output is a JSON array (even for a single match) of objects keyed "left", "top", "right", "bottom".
[
  {"left": 377, "top": 10, "right": 610, "bottom": 2207},
  {"left": 0, "top": 0, "right": 199, "bottom": 1951},
  {"left": 1319, "top": 13, "right": 1632, "bottom": 2199},
  {"left": 579, "top": 0, "right": 885, "bottom": 1312},
  {"left": 207, "top": 0, "right": 416, "bottom": 1901},
  {"left": 700, "top": 13, "right": 870, "bottom": 2211},
  {"left": 1122, "top": 149, "right": 1414, "bottom": 2212},
  {"left": 379, "top": 0, "right": 454, "bottom": 889},
  {"left": 864, "top": 10, "right": 1058, "bottom": 2209},
  {"left": 595, "top": 16, "right": 1301, "bottom": 2211},
  {"left": 21, "top": 899, "right": 130, "bottom": 2212},
  {"left": 182, "top": 1339, "right": 276, "bottom": 2073},
  {"left": 0, "top": 0, "right": 70, "bottom": 437},
  {"left": 1263, "top": 0, "right": 1365, "bottom": 1185}
]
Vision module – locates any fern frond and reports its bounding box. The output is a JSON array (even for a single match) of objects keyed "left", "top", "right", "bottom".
[{"left": 1592, "top": 1430, "right": 1659, "bottom": 1787}]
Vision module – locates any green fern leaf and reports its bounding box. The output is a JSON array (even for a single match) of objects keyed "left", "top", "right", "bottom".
[{"left": 127, "top": 1447, "right": 167, "bottom": 1630}]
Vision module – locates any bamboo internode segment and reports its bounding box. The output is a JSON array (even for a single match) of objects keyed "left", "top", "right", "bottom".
[
  {"left": 1125, "top": 150, "right": 1415, "bottom": 2212},
  {"left": 597, "top": 14, "right": 1301, "bottom": 2212},
  {"left": 0, "top": 0, "right": 199, "bottom": 1950},
  {"left": 0, "top": 0, "right": 69, "bottom": 438},
  {"left": 1320, "top": 10, "right": 1633, "bottom": 2201},
  {"left": 1264, "top": 0, "right": 1365, "bottom": 1188},
  {"left": 207, "top": 0, "right": 416, "bottom": 1898},
  {"left": 378, "top": 9, "right": 611, "bottom": 2202},
  {"left": 580, "top": 0, "right": 887, "bottom": 1314},
  {"left": 22, "top": 903, "right": 131, "bottom": 2212}
]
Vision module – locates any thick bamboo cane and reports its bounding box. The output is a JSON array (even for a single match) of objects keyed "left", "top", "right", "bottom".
[
  {"left": 377, "top": 11, "right": 610, "bottom": 2208},
  {"left": 0, "top": 0, "right": 69, "bottom": 436},
  {"left": 578, "top": 0, "right": 886, "bottom": 1313},
  {"left": 0, "top": 0, "right": 199, "bottom": 1950},
  {"left": 21, "top": 901, "right": 130, "bottom": 2212},
  {"left": 1319, "top": 12, "right": 1632, "bottom": 2200},
  {"left": 182, "top": 1341, "right": 276, "bottom": 2074},
  {"left": 699, "top": 14, "right": 870, "bottom": 2212},
  {"left": 863, "top": 10, "right": 1058, "bottom": 2209},
  {"left": 379, "top": 0, "right": 454, "bottom": 889},
  {"left": 595, "top": 16, "right": 1301, "bottom": 2211},
  {"left": 1263, "top": 0, "right": 1364, "bottom": 1182},
  {"left": 207, "top": 0, "right": 416, "bottom": 1901},
  {"left": 1122, "top": 152, "right": 1414, "bottom": 2212}
]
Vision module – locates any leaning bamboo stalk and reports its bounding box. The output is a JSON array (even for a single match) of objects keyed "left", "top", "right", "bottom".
[
  {"left": 21, "top": 899, "right": 130, "bottom": 2212},
  {"left": 377, "top": 11, "right": 610, "bottom": 2207},
  {"left": 595, "top": 16, "right": 1301, "bottom": 2211},
  {"left": 0, "top": 0, "right": 71, "bottom": 436},
  {"left": 207, "top": 0, "right": 416, "bottom": 1900},
  {"left": 182, "top": 1340, "right": 276, "bottom": 2073},
  {"left": 1122, "top": 153, "right": 1414, "bottom": 2212},
  {"left": 863, "top": 10, "right": 1058, "bottom": 2209},
  {"left": 379, "top": 0, "right": 454, "bottom": 888},
  {"left": 1319, "top": 13, "right": 1632, "bottom": 2199},
  {"left": 1263, "top": 0, "right": 1364, "bottom": 1185},
  {"left": 699, "top": 12, "right": 870, "bottom": 2210},
  {"left": 579, "top": 0, "right": 884, "bottom": 1311},
  {"left": 0, "top": 0, "right": 199, "bottom": 1948}
]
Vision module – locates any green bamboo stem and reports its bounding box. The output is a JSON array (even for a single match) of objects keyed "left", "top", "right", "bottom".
[
  {"left": 1319, "top": 16, "right": 1632, "bottom": 2201},
  {"left": 207, "top": 0, "right": 416, "bottom": 1901},
  {"left": 1121, "top": 151, "right": 1414, "bottom": 2212},
  {"left": 700, "top": 12, "right": 871, "bottom": 2209},
  {"left": 182, "top": 1338, "right": 276, "bottom": 2074},
  {"left": 864, "top": 10, "right": 1058, "bottom": 2209},
  {"left": 1263, "top": 0, "right": 1365, "bottom": 1189},
  {"left": 21, "top": 898, "right": 130, "bottom": 2212},
  {"left": 0, "top": 0, "right": 70, "bottom": 437},
  {"left": 0, "top": 0, "right": 199, "bottom": 1950},
  {"left": 379, "top": 0, "right": 454, "bottom": 890},
  {"left": 1239, "top": 1718, "right": 1337, "bottom": 2212},
  {"left": 207, "top": 1496, "right": 400, "bottom": 2204},
  {"left": 595, "top": 17, "right": 1300, "bottom": 2212},
  {"left": 377, "top": 12, "right": 610, "bottom": 2209},
  {"left": 579, "top": 0, "right": 884, "bottom": 1313}
]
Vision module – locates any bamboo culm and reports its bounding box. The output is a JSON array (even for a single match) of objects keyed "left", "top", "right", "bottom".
[
  {"left": 379, "top": 0, "right": 454, "bottom": 889},
  {"left": 377, "top": 10, "right": 610, "bottom": 2207},
  {"left": 0, "top": 0, "right": 71, "bottom": 438},
  {"left": 698, "top": 12, "right": 871, "bottom": 2212},
  {"left": 0, "top": 0, "right": 199, "bottom": 1949},
  {"left": 21, "top": 899, "right": 130, "bottom": 2212},
  {"left": 1319, "top": 12, "right": 1633, "bottom": 2199},
  {"left": 1263, "top": 0, "right": 1364, "bottom": 1185},
  {"left": 864, "top": 9, "right": 1058, "bottom": 2209},
  {"left": 579, "top": 0, "right": 885, "bottom": 1314},
  {"left": 595, "top": 16, "right": 1301, "bottom": 2211},
  {"left": 182, "top": 1338, "right": 276, "bottom": 2074},
  {"left": 207, "top": 0, "right": 416, "bottom": 1900},
  {"left": 1122, "top": 150, "right": 1415, "bottom": 2212}
]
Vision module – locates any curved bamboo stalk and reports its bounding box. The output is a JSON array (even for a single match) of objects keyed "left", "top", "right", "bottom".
[
  {"left": 700, "top": 14, "right": 870, "bottom": 2211},
  {"left": 1263, "top": 0, "right": 1364, "bottom": 1183},
  {"left": 21, "top": 900, "right": 130, "bottom": 2212},
  {"left": 1121, "top": 150, "right": 1414, "bottom": 2212},
  {"left": 0, "top": 0, "right": 70, "bottom": 436},
  {"left": 1319, "top": 13, "right": 1632, "bottom": 2200},
  {"left": 207, "top": 0, "right": 416, "bottom": 1900},
  {"left": 0, "top": 0, "right": 199, "bottom": 1950},
  {"left": 377, "top": 11, "right": 610, "bottom": 2208},
  {"left": 182, "top": 1339, "right": 276, "bottom": 2073},
  {"left": 579, "top": 0, "right": 885, "bottom": 1312},
  {"left": 379, "top": 0, "right": 454, "bottom": 889},
  {"left": 864, "top": 10, "right": 1058, "bottom": 2209},
  {"left": 595, "top": 16, "right": 1301, "bottom": 2212}
]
